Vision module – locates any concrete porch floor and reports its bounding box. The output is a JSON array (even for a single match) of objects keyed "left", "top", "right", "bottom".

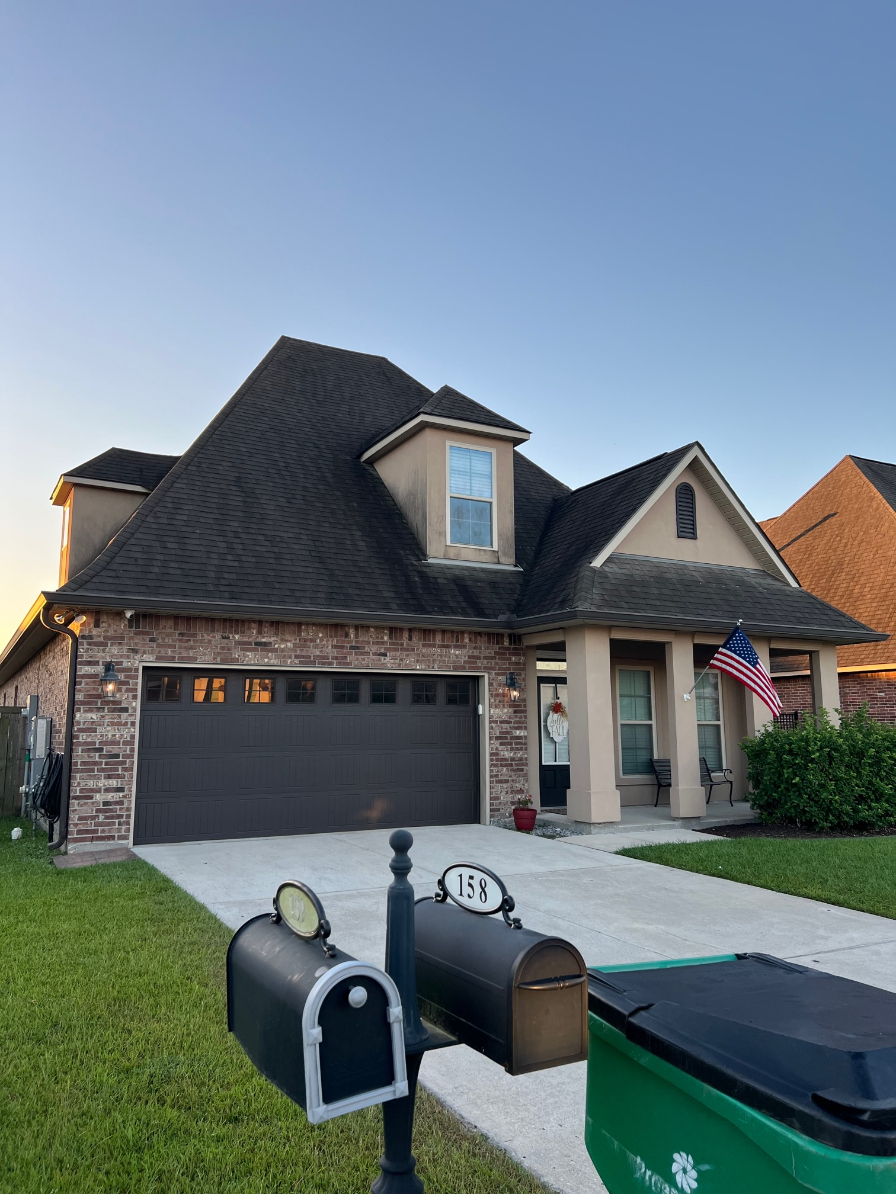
[{"left": 134, "top": 823, "right": 896, "bottom": 1194}]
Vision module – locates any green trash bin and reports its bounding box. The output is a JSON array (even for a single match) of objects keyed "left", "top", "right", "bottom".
[{"left": 585, "top": 953, "right": 896, "bottom": 1194}]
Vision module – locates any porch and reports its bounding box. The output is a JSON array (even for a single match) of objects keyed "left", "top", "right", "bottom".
[{"left": 523, "top": 626, "right": 840, "bottom": 826}]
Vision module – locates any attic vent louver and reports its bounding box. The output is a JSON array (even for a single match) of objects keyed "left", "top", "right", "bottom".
[{"left": 676, "top": 482, "right": 697, "bottom": 539}]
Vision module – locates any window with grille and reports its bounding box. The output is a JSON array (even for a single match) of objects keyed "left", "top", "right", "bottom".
[
  {"left": 371, "top": 680, "right": 397, "bottom": 704},
  {"left": 332, "top": 679, "right": 360, "bottom": 704},
  {"left": 244, "top": 677, "right": 274, "bottom": 703},
  {"left": 193, "top": 676, "right": 226, "bottom": 703},
  {"left": 449, "top": 444, "right": 493, "bottom": 547},
  {"left": 695, "top": 670, "right": 724, "bottom": 771},
  {"left": 617, "top": 668, "right": 655, "bottom": 775},
  {"left": 145, "top": 674, "right": 180, "bottom": 703},
  {"left": 286, "top": 678, "right": 316, "bottom": 703}
]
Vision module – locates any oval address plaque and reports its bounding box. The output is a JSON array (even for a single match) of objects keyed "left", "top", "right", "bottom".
[{"left": 435, "top": 863, "right": 522, "bottom": 928}]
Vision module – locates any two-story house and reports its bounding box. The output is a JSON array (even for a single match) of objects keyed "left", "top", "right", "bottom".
[{"left": 0, "top": 338, "right": 882, "bottom": 851}]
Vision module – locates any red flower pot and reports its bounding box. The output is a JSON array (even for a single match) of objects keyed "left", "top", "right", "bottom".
[{"left": 512, "top": 806, "right": 537, "bottom": 833}]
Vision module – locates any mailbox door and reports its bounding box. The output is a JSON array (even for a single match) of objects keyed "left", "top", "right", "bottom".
[
  {"left": 511, "top": 941, "right": 588, "bottom": 1075},
  {"left": 317, "top": 974, "right": 395, "bottom": 1106}
]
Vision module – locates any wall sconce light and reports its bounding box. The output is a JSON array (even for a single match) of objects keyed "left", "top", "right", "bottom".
[
  {"left": 101, "top": 661, "right": 121, "bottom": 699},
  {"left": 504, "top": 671, "right": 520, "bottom": 702}
]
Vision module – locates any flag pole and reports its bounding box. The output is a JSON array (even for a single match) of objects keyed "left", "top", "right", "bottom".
[{"left": 683, "top": 620, "right": 742, "bottom": 701}]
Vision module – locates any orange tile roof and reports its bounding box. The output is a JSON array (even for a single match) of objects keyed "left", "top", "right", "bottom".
[{"left": 762, "top": 457, "right": 896, "bottom": 669}]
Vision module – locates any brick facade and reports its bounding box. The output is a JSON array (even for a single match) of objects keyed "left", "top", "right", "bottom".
[
  {"left": 838, "top": 670, "right": 896, "bottom": 723},
  {"left": 0, "top": 631, "right": 70, "bottom": 730},
  {"left": 54, "top": 612, "right": 526, "bottom": 848},
  {"left": 772, "top": 673, "right": 814, "bottom": 717}
]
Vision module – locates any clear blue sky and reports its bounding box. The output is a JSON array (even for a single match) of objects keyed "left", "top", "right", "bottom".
[{"left": 1, "top": 1, "right": 894, "bottom": 644}]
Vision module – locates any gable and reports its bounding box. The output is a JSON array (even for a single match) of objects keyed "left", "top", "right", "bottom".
[{"left": 615, "top": 465, "right": 761, "bottom": 569}]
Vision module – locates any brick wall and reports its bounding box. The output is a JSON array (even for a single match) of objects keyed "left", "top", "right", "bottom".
[
  {"left": 772, "top": 674, "right": 814, "bottom": 717},
  {"left": 1, "top": 632, "right": 71, "bottom": 732},
  {"left": 68, "top": 612, "right": 527, "bottom": 849},
  {"left": 838, "top": 670, "right": 896, "bottom": 723}
]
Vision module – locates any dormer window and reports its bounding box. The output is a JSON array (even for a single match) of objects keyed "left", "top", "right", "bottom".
[{"left": 449, "top": 445, "right": 493, "bottom": 547}]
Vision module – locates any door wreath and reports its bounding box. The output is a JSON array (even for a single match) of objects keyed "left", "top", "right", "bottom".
[{"left": 546, "top": 699, "right": 569, "bottom": 744}]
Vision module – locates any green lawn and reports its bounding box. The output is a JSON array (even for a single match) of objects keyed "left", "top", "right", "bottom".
[
  {"left": 0, "top": 818, "right": 548, "bottom": 1194},
  {"left": 618, "top": 835, "right": 896, "bottom": 920}
]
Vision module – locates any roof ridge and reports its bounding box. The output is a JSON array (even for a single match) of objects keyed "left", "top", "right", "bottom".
[
  {"left": 566, "top": 443, "right": 694, "bottom": 498},
  {"left": 849, "top": 453, "right": 896, "bottom": 469}
]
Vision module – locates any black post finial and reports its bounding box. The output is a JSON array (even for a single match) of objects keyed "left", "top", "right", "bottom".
[{"left": 384, "top": 829, "right": 427, "bottom": 1050}]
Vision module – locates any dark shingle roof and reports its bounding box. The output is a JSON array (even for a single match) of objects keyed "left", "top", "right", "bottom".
[
  {"left": 850, "top": 456, "right": 896, "bottom": 515},
  {"left": 517, "top": 447, "right": 694, "bottom": 616},
  {"left": 420, "top": 385, "right": 529, "bottom": 433},
  {"left": 46, "top": 339, "right": 883, "bottom": 644},
  {"left": 64, "top": 447, "right": 180, "bottom": 491},
  {"left": 55, "top": 339, "right": 561, "bottom": 623},
  {"left": 515, "top": 553, "right": 883, "bottom": 641}
]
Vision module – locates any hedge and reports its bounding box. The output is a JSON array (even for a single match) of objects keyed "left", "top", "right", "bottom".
[{"left": 741, "top": 707, "right": 896, "bottom": 831}]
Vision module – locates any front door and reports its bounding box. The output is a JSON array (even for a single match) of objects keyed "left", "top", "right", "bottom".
[{"left": 538, "top": 679, "right": 570, "bottom": 809}]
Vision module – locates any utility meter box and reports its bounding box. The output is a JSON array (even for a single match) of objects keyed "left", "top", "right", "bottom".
[
  {"left": 415, "top": 891, "right": 588, "bottom": 1075},
  {"left": 227, "top": 882, "right": 408, "bottom": 1124}
]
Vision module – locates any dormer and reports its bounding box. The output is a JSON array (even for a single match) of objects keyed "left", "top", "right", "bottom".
[
  {"left": 51, "top": 448, "right": 179, "bottom": 584},
  {"left": 361, "top": 386, "right": 530, "bottom": 567}
]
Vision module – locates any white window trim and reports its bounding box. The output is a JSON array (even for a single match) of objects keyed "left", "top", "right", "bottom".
[
  {"left": 446, "top": 441, "right": 496, "bottom": 550},
  {"left": 695, "top": 668, "right": 726, "bottom": 770},
  {"left": 616, "top": 665, "right": 657, "bottom": 778}
]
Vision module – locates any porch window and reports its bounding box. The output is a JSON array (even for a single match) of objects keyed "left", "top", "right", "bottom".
[
  {"left": 449, "top": 444, "right": 493, "bottom": 547},
  {"left": 695, "top": 670, "right": 724, "bottom": 771},
  {"left": 617, "top": 668, "right": 655, "bottom": 775}
]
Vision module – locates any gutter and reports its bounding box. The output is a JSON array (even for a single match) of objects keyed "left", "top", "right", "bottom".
[{"left": 37, "top": 607, "right": 82, "bottom": 851}]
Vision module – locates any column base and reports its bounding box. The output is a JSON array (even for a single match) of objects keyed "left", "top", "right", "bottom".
[
  {"left": 567, "top": 787, "right": 621, "bottom": 825},
  {"left": 670, "top": 786, "right": 707, "bottom": 819}
]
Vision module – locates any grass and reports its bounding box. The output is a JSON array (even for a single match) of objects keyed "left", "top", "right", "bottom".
[
  {"left": 0, "top": 818, "right": 549, "bottom": 1194},
  {"left": 618, "top": 834, "right": 896, "bottom": 920}
]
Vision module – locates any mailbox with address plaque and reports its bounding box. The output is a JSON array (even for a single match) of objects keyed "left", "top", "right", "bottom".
[
  {"left": 415, "top": 862, "right": 588, "bottom": 1075},
  {"left": 227, "top": 880, "right": 408, "bottom": 1124}
]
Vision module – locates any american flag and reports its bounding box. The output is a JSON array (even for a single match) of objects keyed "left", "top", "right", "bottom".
[{"left": 710, "top": 626, "right": 782, "bottom": 716}]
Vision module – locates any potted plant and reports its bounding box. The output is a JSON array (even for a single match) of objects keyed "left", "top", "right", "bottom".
[{"left": 512, "top": 794, "right": 537, "bottom": 833}]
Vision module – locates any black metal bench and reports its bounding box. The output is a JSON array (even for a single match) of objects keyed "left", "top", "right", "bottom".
[
  {"left": 650, "top": 758, "right": 671, "bottom": 806},
  {"left": 652, "top": 757, "right": 734, "bottom": 806},
  {"left": 700, "top": 756, "right": 734, "bottom": 805}
]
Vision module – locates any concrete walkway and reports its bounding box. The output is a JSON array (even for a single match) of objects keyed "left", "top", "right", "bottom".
[{"left": 135, "top": 824, "right": 896, "bottom": 1194}]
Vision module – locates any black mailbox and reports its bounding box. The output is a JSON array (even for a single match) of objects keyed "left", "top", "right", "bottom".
[
  {"left": 415, "top": 895, "right": 588, "bottom": 1075},
  {"left": 227, "top": 908, "right": 407, "bottom": 1124}
]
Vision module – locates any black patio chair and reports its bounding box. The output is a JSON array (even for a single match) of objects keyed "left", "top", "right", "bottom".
[
  {"left": 700, "top": 756, "right": 734, "bottom": 805},
  {"left": 650, "top": 758, "right": 672, "bottom": 807}
]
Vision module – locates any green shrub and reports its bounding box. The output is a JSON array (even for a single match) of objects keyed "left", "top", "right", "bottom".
[{"left": 742, "top": 706, "right": 896, "bottom": 831}]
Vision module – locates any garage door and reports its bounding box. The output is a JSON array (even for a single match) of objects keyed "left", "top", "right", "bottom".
[{"left": 133, "top": 669, "right": 479, "bottom": 844}]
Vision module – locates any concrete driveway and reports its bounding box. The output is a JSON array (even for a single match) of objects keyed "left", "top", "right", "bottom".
[{"left": 135, "top": 824, "right": 896, "bottom": 1194}]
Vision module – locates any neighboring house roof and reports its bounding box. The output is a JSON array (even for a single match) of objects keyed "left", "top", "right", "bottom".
[
  {"left": 850, "top": 456, "right": 896, "bottom": 515},
  {"left": 3, "top": 339, "right": 881, "bottom": 681},
  {"left": 51, "top": 448, "right": 181, "bottom": 504},
  {"left": 761, "top": 455, "right": 896, "bottom": 670}
]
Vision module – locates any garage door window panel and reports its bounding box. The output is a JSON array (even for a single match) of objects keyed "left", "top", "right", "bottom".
[
  {"left": 245, "top": 677, "right": 275, "bottom": 703},
  {"left": 193, "top": 676, "right": 226, "bottom": 703},
  {"left": 333, "top": 679, "right": 360, "bottom": 704},
  {"left": 371, "top": 680, "right": 397, "bottom": 704},
  {"left": 145, "top": 674, "right": 181, "bottom": 703},
  {"left": 286, "top": 678, "right": 316, "bottom": 703},
  {"left": 412, "top": 681, "right": 437, "bottom": 705},
  {"left": 446, "top": 681, "right": 470, "bottom": 705}
]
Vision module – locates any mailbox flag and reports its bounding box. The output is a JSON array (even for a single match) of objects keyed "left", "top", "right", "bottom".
[{"left": 709, "top": 626, "right": 781, "bottom": 717}]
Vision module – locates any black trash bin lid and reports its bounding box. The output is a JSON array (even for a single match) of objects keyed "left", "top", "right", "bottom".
[{"left": 588, "top": 954, "right": 896, "bottom": 1156}]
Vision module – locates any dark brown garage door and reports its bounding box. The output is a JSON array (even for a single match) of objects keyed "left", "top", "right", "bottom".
[{"left": 134, "top": 670, "right": 479, "bottom": 845}]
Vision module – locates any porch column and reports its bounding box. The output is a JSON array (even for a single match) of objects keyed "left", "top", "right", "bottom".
[
  {"left": 664, "top": 633, "right": 705, "bottom": 818},
  {"left": 810, "top": 644, "right": 840, "bottom": 727},
  {"left": 744, "top": 636, "right": 776, "bottom": 737},
  {"left": 565, "top": 625, "right": 621, "bottom": 825}
]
